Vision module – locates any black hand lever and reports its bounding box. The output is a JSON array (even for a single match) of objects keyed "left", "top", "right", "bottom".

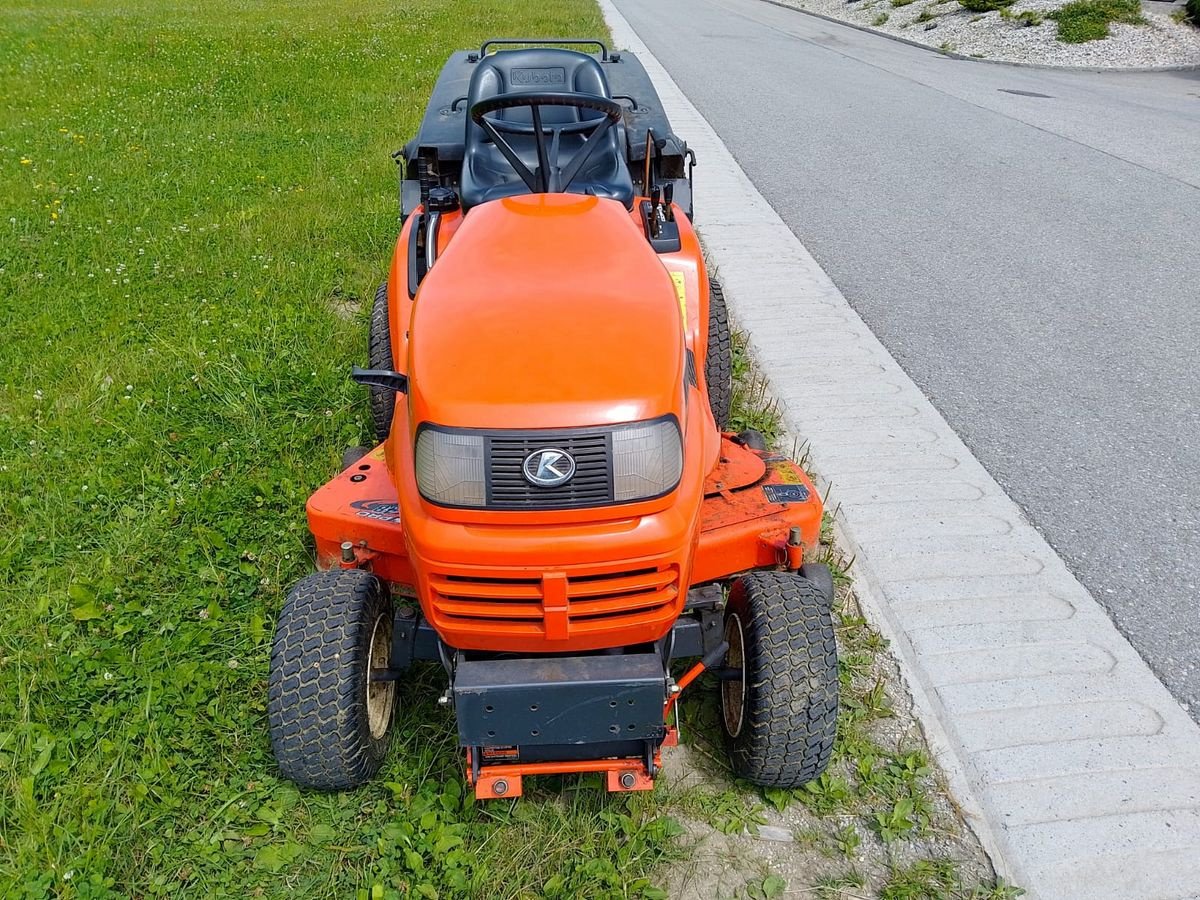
[
  {"left": 662, "top": 182, "right": 675, "bottom": 221},
  {"left": 351, "top": 366, "right": 408, "bottom": 394},
  {"left": 649, "top": 184, "right": 662, "bottom": 238}
]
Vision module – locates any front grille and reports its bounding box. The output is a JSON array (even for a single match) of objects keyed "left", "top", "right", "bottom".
[
  {"left": 428, "top": 565, "right": 679, "bottom": 638},
  {"left": 486, "top": 431, "right": 612, "bottom": 510}
]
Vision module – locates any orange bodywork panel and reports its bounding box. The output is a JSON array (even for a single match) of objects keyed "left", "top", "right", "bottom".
[
  {"left": 308, "top": 192, "right": 821, "bottom": 653},
  {"left": 405, "top": 194, "right": 688, "bottom": 432},
  {"left": 308, "top": 435, "right": 822, "bottom": 653}
]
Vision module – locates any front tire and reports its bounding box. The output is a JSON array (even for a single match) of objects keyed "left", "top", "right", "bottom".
[
  {"left": 268, "top": 569, "right": 396, "bottom": 790},
  {"left": 721, "top": 571, "right": 838, "bottom": 788}
]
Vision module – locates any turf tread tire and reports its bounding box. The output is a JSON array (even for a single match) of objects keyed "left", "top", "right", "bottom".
[
  {"left": 367, "top": 283, "right": 394, "bottom": 443},
  {"left": 268, "top": 569, "right": 394, "bottom": 790},
  {"left": 723, "top": 571, "right": 838, "bottom": 788},
  {"left": 341, "top": 445, "right": 369, "bottom": 472},
  {"left": 706, "top": 280, "right": 733, "bottom": 430}
]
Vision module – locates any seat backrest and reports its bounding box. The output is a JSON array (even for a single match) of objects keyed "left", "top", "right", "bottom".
[
  {"left": 460, "top": 48, "right": 633, "bottom": 210},
  {"left": 468, "top": 47, "right": 612, "bottom": 125}
]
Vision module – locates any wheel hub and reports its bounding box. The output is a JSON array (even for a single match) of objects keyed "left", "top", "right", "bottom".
[
  {"left": 366, "top": 615, "right": 395, "bottom": 740},
  {"left": 721, "top": 613, "right": 746, "bottom": 738}
]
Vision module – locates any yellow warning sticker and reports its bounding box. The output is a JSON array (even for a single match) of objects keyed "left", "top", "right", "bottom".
[{"left": 670, "top": 271, "right": 687, "bottom": 327}]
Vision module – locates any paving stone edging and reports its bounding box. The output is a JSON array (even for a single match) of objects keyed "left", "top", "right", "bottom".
[{"left": 599, "top": 2, "right": 1200, "bottom": 896}]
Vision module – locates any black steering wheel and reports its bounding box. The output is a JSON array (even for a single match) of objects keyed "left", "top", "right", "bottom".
[{"left": 470, "top": 92, "right": 623, "bottom": 195}]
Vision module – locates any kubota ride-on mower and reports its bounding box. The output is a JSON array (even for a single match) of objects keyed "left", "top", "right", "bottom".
[{"left": 268, "top": 39, "right": 838, "bottom": 799}]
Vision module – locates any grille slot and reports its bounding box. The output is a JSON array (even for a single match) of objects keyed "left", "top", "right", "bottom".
[
  {"left": 428, "top": 566, "right": 679, "bottom": 635},
  {"left": 486, "top": 431, "right": 612, "bottom": 510}
]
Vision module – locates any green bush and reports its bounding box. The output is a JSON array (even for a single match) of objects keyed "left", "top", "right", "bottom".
[
  {"left": 1048, "top": 0, "right": 1145, "bottom": 42},
  {"left": 957, "top": 0, "right": 1015, "bottom": 11},
  {"left": 1186, "top": 0, "right": 1200, "bottom": 24},
  {"left": 1001, "top": 6, "right": 1046, "bottom": 24}
]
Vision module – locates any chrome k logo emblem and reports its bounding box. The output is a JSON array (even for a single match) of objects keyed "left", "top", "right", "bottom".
[{"left": 522, "top": 448, "right": 576, "bottom": 487}]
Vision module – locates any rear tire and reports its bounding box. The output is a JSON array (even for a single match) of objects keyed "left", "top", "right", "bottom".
[
  {"left": 341, "top": 446, "right": 369, "bottom": 471},
  {"left": 268, "top": 569, "right": 396, "bottom": 790},
  {"left": 368, "top": 283, "right": 394, "bottom": 443},
  {"left": 706, "top": 280, "right": 733, "bottom": 430},
  {"left": 721, "top": 571, "right": 838, "bottom": 788},
  {"left": 736, "top": 429, "right": 769, "bottom": 452}
]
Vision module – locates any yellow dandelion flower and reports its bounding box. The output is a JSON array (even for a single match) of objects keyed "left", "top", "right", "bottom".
[{"left": 20, "top": 158, "right": 32, "bottom": 165}]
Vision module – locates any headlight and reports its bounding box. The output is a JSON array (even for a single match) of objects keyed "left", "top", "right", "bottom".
[
  {"left": 414, "top": 427, "right": 486, "bottom": 507},
  {"left": 611, "top": 417, "right": 683, "bottom": 502}
]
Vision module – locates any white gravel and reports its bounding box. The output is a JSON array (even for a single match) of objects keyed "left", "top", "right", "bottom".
[{"left": 770, "top": 0, "right": 1200, "bottom": 67}]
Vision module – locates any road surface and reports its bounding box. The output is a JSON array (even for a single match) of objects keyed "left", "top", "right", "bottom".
[{"left": 612, "top": 0, "right": 1200, "bottom": 714}]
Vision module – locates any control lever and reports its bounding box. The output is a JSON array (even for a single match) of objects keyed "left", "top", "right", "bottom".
[
  {"left": 641, "top": 182, "right": 680, "bottom": 253},
  {"left": 663, "top": 182, "right": 675, "bottom": 221}
]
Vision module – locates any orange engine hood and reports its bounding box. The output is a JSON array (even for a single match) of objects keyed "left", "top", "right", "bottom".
[{"left": 408, "top": 194, "right": 685, "bottom": 430}]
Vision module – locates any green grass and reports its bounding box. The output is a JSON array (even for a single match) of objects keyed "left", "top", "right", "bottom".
[
  {"left": 1047, "top": 0, "right": 1145, "bottom": 41},
  {"left": 0, "top": 1, "right": 696, "bottom": 897},
  {"left": 957, "top": 0, "right": 1015, "bottom": 12},
  {"left": 730, "top": 331, "right": 784, "bottom": 440},
  {"left": 881, "top": 860, "right": 1022, "bottom": 899}
]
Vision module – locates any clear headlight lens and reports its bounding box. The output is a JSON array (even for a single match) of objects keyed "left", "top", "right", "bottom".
[
  {"left": 611, "top": 417, "right": 683, "bottom": 502},
  {"left": 414, "top": 428, "right": 486, "bottom": 507}
]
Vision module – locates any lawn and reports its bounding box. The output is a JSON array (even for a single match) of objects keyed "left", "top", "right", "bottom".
[{"left": 0, "top": 1, "right": 687, "bottom": 897}]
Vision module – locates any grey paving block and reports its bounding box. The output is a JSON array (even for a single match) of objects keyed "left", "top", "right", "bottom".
[
  {"left": 599, "top": 2, "right": 1200, "bottom": 896},
  {"left": 898, "top": 595, "right": 1079, "bottom": 629}
]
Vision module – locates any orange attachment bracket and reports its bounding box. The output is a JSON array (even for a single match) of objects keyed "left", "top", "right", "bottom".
[
  {"left": 607, "top": 768, "right": 654, "bottom": 793},
  {"left": 466, "top": 728, "right": 676, "bottom": 799},
  {"left": 475, "top": 772, "right": 523, "bottom": 800}
]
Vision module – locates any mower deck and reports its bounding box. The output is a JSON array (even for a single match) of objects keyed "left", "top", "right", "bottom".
[{"left": 308, "top": 435, "right": 821, "bottom": 592}]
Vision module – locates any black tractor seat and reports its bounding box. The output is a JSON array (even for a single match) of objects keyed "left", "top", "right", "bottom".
[{"left": 460, "top": 48, "right": 634, "bottom": 210}]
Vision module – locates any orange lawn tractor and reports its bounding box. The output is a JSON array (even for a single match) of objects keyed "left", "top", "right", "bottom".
[{"left": 267, "top": 39, "right": 838, "bottom": 800}]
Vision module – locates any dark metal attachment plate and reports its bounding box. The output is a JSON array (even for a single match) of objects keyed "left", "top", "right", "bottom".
[{"left": 453, "top": 652, "right": 667, "bottom": 747}]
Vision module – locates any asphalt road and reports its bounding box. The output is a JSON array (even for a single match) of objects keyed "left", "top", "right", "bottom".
[{"left": 611, "top": 0, "right": 1200, "bottom": 714}]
